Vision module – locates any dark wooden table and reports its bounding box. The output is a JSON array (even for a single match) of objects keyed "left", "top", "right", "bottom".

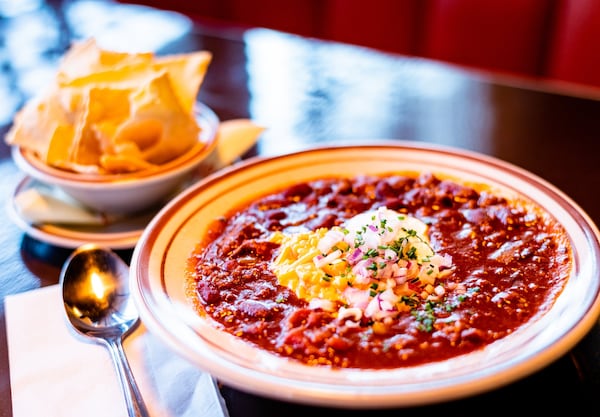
[{"left": 2, "top": 1, "right": 600, "bottom": 416}]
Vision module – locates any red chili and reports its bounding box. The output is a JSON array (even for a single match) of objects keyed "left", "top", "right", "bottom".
[{"left": 188, "top": 173, "right": 572, "bottom": 369}]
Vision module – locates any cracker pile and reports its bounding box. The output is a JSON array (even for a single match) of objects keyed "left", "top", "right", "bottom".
[{"left": 5, "top": 38, "right": 212, "bottom": 174}]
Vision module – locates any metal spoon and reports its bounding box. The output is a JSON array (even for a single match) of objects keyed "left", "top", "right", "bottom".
[{"left": 59, "top": 243, "right": 150, "bottom": 417}]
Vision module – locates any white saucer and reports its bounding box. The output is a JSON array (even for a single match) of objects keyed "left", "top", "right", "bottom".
[{"left": 8, "top": 176, "right": 158, "bottom": 249}]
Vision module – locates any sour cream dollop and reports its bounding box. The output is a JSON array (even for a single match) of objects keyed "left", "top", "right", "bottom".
[{"left": 270, "top": 206, "right": 454, "bottom": 323}]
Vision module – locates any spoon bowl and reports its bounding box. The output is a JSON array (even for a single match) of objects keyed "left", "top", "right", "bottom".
[{"left": 60, "top": 243, "right": 149, "bottom": 417}]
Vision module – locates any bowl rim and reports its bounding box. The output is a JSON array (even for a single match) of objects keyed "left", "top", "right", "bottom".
[
  {"left": 11, "top": 101, "right": 219, "bottom": 186},
  {"left": 130, "top": 141, "right": 600, "bottom": 408}
]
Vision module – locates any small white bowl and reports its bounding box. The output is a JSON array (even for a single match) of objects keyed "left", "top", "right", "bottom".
[{"left": 11, "top": 102, "right": 220, "bottom": 214}]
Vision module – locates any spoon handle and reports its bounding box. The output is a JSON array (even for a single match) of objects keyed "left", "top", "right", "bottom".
[{"left": 106, "top": 337, "right": 150, "bottom": 417}]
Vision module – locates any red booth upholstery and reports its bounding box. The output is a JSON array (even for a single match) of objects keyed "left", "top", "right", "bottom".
[
  {"left": 419, "top": 0, "right": 554, "bottom": 76},
  {"left": 546, "top": 0, "right": 600, "bottom": 88},
  {"left": 122, "top": 0, "right": 600, "bottom": 90}
]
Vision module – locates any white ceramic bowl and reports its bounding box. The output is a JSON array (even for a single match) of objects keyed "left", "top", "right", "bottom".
[
  {"left": 130, "top": 142, "right": 600, "bottom": 408},
  {"left": 11, "top": 102, "right": 219, "bottom": 214}
]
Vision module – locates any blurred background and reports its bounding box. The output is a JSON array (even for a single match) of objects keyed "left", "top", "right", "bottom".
[
  {"left": 123, "top": 0, "right": 600, "bottom": 91},
  {"left": 3, "top": 0, "right": 600, "bottom": 126},
  {"left": 2, "top": 0, "right": 600, "bottom": 157}
]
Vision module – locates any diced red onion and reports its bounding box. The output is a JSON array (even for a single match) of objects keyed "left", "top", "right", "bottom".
[{"left": 308, "top": 298, "right": 336, "bottom": 311}]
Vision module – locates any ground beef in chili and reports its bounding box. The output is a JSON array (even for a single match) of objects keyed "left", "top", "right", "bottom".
[{"left": 187, "top": 172, "right": 572, "bottom": 369}]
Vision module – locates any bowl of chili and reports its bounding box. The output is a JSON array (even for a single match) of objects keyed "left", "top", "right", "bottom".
[{"left": 130, "top": 142, "right": 600, "bottom": 408}]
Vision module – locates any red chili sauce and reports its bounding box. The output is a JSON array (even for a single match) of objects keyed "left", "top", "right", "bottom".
[{"left": 187, "top": 173, "right": 572, "bottom": 369}]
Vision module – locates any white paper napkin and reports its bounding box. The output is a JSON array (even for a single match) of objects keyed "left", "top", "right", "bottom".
[{"left": 5, "top": 285, "right": 230, "bottom": 417}]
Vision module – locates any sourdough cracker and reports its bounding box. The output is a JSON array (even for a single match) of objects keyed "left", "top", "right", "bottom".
[{"left": 5, "top": 38, "right": 212, "bottom": 174}]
